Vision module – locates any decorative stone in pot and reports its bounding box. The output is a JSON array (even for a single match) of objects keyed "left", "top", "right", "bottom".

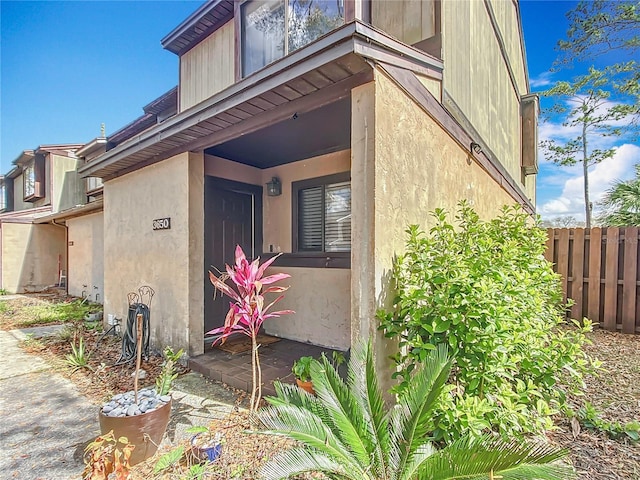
[{"left": 99, "top": 387, "right": 172, "bottom": 465}]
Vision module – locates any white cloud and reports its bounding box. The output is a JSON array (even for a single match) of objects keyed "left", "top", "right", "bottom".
[
  {"left": 530, "top": 71, "right": 554, "bottom": 88},
  {"left": 538, "top": 143, "right": 640, "bottom": 221}
]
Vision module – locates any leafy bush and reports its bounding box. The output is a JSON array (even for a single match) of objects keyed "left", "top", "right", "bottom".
[{"left": 378, "top": 202, "right": 599, "bottom": 442}]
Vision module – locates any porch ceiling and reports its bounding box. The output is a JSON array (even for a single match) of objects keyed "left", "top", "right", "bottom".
[
  {"left": 79, "top": 21, "right": 443, "bottom": 180},
  {"left": 205, "top": 97, "right": 351, "bottom": 167}
]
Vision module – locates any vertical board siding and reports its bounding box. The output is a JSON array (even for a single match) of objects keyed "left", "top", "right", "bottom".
[{"left": 545, "top": 227, "right": 640, "bottom": 334}]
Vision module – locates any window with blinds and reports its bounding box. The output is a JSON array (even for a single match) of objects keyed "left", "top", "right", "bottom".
[{"left": 297, "top": 178, "right": 351, "bottom": 252}]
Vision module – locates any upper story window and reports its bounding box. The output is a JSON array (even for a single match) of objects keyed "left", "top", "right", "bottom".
[
  {"left": 241, "top": 0, "right": 344, "bottom": 77},
  {"left": 0, "top": 184, "right": 5, "bottom": 211},
  {"left": 293, "top": 172, "right": 351, "bottom": 253},
  {"left": 24, "top": 163, "right": 36, "bottom": 198},
  {"left": 23, "top": 156, "right": 45, "bottom": 201},
  {"left": 86, "top": 176, "right": 103, "bottom": 195}
]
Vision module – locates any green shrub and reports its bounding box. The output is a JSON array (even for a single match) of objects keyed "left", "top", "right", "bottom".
[{"left": 378, "top": 202, "right": 599, "bottom": 442}]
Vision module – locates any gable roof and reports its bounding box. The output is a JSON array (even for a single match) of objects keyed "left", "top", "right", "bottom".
[{"left": 161, "top": 0, "right": 233, "bottom": 56}]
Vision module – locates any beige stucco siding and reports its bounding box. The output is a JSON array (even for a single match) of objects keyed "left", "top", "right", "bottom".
[
  {"left": 67, "top": 212, "right": 104, "bottom": 302},
  {"left": 351, "top": 73, "right": 518, "bottom": 382},
  {"left": 264, "top": 266, "right": 351, "bottom": 350},
  {"left": 180, "top": 22, "right": 235, "bottom": 111},
  {"left": 1, "top": 223, "right": 65, "bottom": 293},
  {"left": 103, "top": 152, "right": 204, "bottom": 355},
  {"left": 441, "top": 0, "right": 523, "bottom": 190}
]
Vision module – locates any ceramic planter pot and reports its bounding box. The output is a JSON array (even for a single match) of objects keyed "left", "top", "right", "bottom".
[
  {"left": 191, "top": 433, "right": 223, "bottom": 462},
  {"left": 98, "top": 398, "right": 171, "bottom": 465},
  {"left": 296, "top": 378, "right": 315, "bottom": 395}
]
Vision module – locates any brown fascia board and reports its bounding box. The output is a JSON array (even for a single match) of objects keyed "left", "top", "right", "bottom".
[
  {"left": 12, "top": 150, "right": 35, "bottom": 166},
  {"left": 143, "top": 86, "right": 178, "bottom": 115},
  {"left": 107, "top": 113, "right": 157, "bottom": 147},
  {"left": 36, "top": 144, "right": 84, "bottom": 157},
  {"left": 0, "top": 205, "right": 53, "bottom": 224},
  {"left": 34, "top": 198, "right": 104, "bottom": 224},
  {"left": 76, "top": 137, "right": 107, "bottom": 158},
  {"left": 6, "top": 166, "right": 21, "bottom": 179},
  {"left": 161, "top": 0, "right": 232, "bottom": 55},
  {"left": 79, "top": 21, "right": 443, "bottom": 178}
]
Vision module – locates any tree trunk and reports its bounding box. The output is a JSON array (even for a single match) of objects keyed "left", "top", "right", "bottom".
[{"left": 583, "top": 122, "right": 591, "bottom": 228}]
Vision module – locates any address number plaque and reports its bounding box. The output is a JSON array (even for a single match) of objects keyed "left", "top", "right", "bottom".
[{"left": 153, "top": 218, "right": 171, "bottom": 230}]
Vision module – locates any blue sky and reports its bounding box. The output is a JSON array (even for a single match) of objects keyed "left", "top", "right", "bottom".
[{"left": 1, "top": 0, "right": 638, "bottom": 221}]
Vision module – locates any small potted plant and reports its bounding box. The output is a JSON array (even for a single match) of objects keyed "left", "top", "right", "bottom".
[
  {"left": 189, "top": 426, "right": 224, "bottom": 463},
  {"left": 292, "top": 356, "right": 315, "bottom": 394}
]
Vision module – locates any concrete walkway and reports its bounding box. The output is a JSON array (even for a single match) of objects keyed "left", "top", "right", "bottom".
[{"left": 0, "top": 327, "right": 238, "bottom": 480}]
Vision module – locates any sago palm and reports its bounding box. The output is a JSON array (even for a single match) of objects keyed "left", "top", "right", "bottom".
[{"left": 258, "top": 342, "right": 573, "bottom": 480}]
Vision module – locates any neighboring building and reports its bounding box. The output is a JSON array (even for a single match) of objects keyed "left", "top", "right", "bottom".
[
  {"left": 0, "top": 144, "right": 84, "bottom": 293},
  {"left": 78, "top": 0, "right": 538, "bottom": 369}
]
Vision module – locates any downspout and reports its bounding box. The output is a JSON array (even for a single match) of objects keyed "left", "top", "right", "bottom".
[{"left": 51, "top": 219, "right": 68, "bottom": 295}]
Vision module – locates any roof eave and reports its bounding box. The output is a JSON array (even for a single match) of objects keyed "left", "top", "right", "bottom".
[{"left": 80, "top": 21, "right": 443, "bottom": 179}]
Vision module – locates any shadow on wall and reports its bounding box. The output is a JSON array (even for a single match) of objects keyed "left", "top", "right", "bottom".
[{"left": 2, "top": 223, "right": 66, "bottom": 293}]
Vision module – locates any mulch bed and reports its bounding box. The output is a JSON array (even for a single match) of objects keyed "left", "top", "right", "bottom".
[
  {"left": 2, "top": 294, "right": 639, "bottom": 478},
  {"left": 548, "top": 329, "right": 640, "bottom": 479}
]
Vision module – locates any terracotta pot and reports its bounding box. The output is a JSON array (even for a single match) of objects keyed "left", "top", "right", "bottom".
[
  {"left": 296, "top": 378, "right": 315, "bottom": 395},
  {"left": 98, "top": 398, "right": 171, "bottom": 465}
]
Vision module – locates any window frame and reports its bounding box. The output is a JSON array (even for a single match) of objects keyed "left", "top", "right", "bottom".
[
  {"left": 236, "top": 0, "right": 348, "bottom": 79},
  {"left": 23, "top": 162, "right": 36, "bottom": 199},
  {"left": 288, "top": 171, "right": 351, "bottom": 268},
  {"left": 22, "top": 156, "right": 45, "bottom": 202}
]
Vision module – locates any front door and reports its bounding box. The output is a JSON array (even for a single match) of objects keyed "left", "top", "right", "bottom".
[{"left": 204, "top": 177, "right": 263, "bottom": 337}]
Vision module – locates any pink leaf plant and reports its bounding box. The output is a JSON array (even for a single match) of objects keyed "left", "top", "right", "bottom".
[{"left": 206, "top": 245, "right": 293, "bottom": 414}]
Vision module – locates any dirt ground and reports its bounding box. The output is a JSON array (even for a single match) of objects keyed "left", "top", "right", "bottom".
[
  {"left": 1, "top": 294, "right": 639, "bottom": 479},
  {"left": 547, "top": 329, "right": 640, "bottom": 479}
]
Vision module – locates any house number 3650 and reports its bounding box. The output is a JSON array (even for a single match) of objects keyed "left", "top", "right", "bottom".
[{"left": 153, "top": 218, "right": 171, "bottom": 230}]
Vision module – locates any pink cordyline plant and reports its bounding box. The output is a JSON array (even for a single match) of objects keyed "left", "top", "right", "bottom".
[{"left": 207, "top": 245, "right": 293, "bottom": 414}]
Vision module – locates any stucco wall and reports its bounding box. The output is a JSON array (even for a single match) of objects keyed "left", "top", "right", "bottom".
[
  {"left": 67, "top": 212, "right": 104, "bottom": 302},
  {"left": 1, "top": 223, "right": 65, "bottom": 293},
  {"left": 12, "top": 174, "right": 31, "bottom": 212},
  {"left": 264, "top": 266, "right": 351, "bottom": 350},
  {"left": 103, "top": 152, "right": 204, "bottom": 355},
  {"left": 204, "top": 151, "right": 352, "bottom": 349},
  {"left": 351, "top": 73, "right": 519, "bottom": 385}
]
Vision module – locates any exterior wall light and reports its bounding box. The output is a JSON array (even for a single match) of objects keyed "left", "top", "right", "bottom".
[{"left": 266, "top": 177, "right": 282, "bottom": 196}]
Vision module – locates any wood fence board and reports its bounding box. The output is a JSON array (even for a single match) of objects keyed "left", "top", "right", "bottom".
[
  {"left": 587, "top": 227, "right": 602, "bottom": 323},
  {"left": 603, "top": 228, "right": 619, "bottom": 331},
  {"left": 557, "top": 229, "right": 570, "bottom": 306},
  {"left": 571, "top": 228, "right": 585, "bottom": 321},
  {"left": 622, "top": 227, "right": 637, "bottom": 333},
  {"left": 545, "top": 228, "right": 555, "bottom": 264}
]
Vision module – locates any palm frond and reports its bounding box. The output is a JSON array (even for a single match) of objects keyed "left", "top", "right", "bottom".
[
  {"left": 348, "top": 340, "right": 391, "bottom": 477},
  {"left": 258, "top": 403, "right": 363, "bottom": 474},
  {"left": 393, "top": 344, "right": 453, "bottom": 476},
  {"left": 398, "top": 442, "right": 437, "bottom": 480},
  {"left": 310, "top": 353, "right": 374, "bottom": 470},
  {"left": 418, "top": 435, "right": 573, "bottom": 480},
  {"left": 261, "top": 447, "right": 365, "bottom": 480}
]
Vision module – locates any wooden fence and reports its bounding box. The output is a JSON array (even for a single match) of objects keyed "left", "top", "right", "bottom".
[{"left": 545, "top": 227, "right": 640, "bottom": 334}]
